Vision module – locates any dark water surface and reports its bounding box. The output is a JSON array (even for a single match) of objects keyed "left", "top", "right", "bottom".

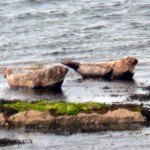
[{"left": 0, "top": 0, "right": 150, "bottom": 149}]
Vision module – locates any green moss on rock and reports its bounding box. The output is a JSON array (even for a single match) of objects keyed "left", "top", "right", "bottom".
[
  {"left": 1, "top": 100, "right": 145, "bottom": 116},
  {"left": 3, "top": 101, "right": 110, "bottom": 115}
]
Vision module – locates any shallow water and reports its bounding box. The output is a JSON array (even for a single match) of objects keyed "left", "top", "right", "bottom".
[
  {"left": 0, "top": 0, "right": 150, "bottom": 149},
  {"left": 0, "top": 0, "right": 150, "bottom": 66},
  {"left": 1, "top": 128, "right": 150, "bottom": 150},
  {"left": 0, "top": 0, "right": 150, "bottom": 103}
]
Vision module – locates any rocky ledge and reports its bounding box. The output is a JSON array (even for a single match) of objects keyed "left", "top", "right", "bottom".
[{"left": 0, "top": 100, "right": 150, "bottom": 134}]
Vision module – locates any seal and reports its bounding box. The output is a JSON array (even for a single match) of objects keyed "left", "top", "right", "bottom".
[
  {"left": 62, "top": 56, "right": 138, "bottom": 80},
  {"left": 3, "top": 65, "right": 68, "bottom": 89}
]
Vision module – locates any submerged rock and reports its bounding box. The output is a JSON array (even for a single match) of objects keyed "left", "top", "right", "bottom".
[
  {"left": 0, "top": 138, "right": 32, "bottom": 147},
  {"left": 129, "top": 93, "right": 150, "bottom": 101}
]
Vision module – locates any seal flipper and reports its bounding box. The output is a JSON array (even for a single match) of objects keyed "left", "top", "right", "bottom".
[
  {"left": 102, "top": 68, "right": 113, "bottom": 79},
  {"left": 61, "top": 60, "right": 80, "bottom": 71}
]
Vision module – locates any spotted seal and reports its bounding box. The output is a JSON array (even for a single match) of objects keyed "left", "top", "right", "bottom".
[
  {"left": 62, "top": 56, "right": 138, "bottom": 80},
  {"left": 3, "top": 65, "right": 68, "bottom": 89}
]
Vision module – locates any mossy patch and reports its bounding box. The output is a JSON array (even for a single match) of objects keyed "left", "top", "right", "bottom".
[
  {"left": 0, "top": 100, "right": 144, "bottom": 116},
  {"left": 2, "top": 101, "right": 109, "bottom": 115}
]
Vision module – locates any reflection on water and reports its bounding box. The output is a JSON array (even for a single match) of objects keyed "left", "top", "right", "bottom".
[
  {"left": 0, "top": 67, "right": 149, "bottom": 104},
  {"left": 0, "top": 72, "right": 141, "bottom": 104},
  {"left": 1, "top": 86, "right": 67, "bottom": 102}
]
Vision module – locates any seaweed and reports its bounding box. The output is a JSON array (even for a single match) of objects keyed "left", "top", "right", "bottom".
[
  {"left": 3, "top": 101, "right": 109, "bottom": 115},
  {"left": 1, "top": 100, "right": 144, "bottom": 116},
  {"left": 129, "top": 93, "right": 150, "bottom": 101},
  {"left": 0, "top": 138, "right": 32, "bottom": 147}
]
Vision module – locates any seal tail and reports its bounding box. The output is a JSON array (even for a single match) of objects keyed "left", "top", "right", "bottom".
[{"left": 61, "top": 60, "right": 80, "bottom": 71}]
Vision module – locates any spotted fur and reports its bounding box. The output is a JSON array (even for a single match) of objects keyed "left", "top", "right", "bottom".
[
  {"left": 62, "top": 56, "right": 138, "bottom": 80},
  {"left": 3, "top": 65, "right": 68, "bottom": 89}
]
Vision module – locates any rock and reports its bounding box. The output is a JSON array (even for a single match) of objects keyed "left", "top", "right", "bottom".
[
  {"left": 0, "top": 113, "right": 6, "bottom": 126},
  {"left": 9, "top": 110, "right": 54, "bottom": 125},
  {"left": 7, "top": 109, "right": 146, "bottom": 134},
  {"left": 104, "top": 109, "right": 145, "bottom": 122}
]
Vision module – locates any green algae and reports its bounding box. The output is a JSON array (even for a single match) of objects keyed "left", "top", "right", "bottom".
[
  {"left": 1, "top": 100, "right": 145, "bottom": 116},
  {"left": 130, "top": 105, "right": 143, "bottom": 112},
  {"left": 2, "top": 101, "right": 109, "bottom": 115}
]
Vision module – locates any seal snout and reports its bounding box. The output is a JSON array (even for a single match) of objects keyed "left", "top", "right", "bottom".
[
  {"left": 133, "top": 58, "right": 138, "bottom": 65},
  {"left": 61, "top": 60, "right": 71, "bottom": 65},
  {"left": 129, "top": 58, "right": 138, "bottom": 66},
  {"left": 126, "top": 56, "right": 138, "bottom": 66}
]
